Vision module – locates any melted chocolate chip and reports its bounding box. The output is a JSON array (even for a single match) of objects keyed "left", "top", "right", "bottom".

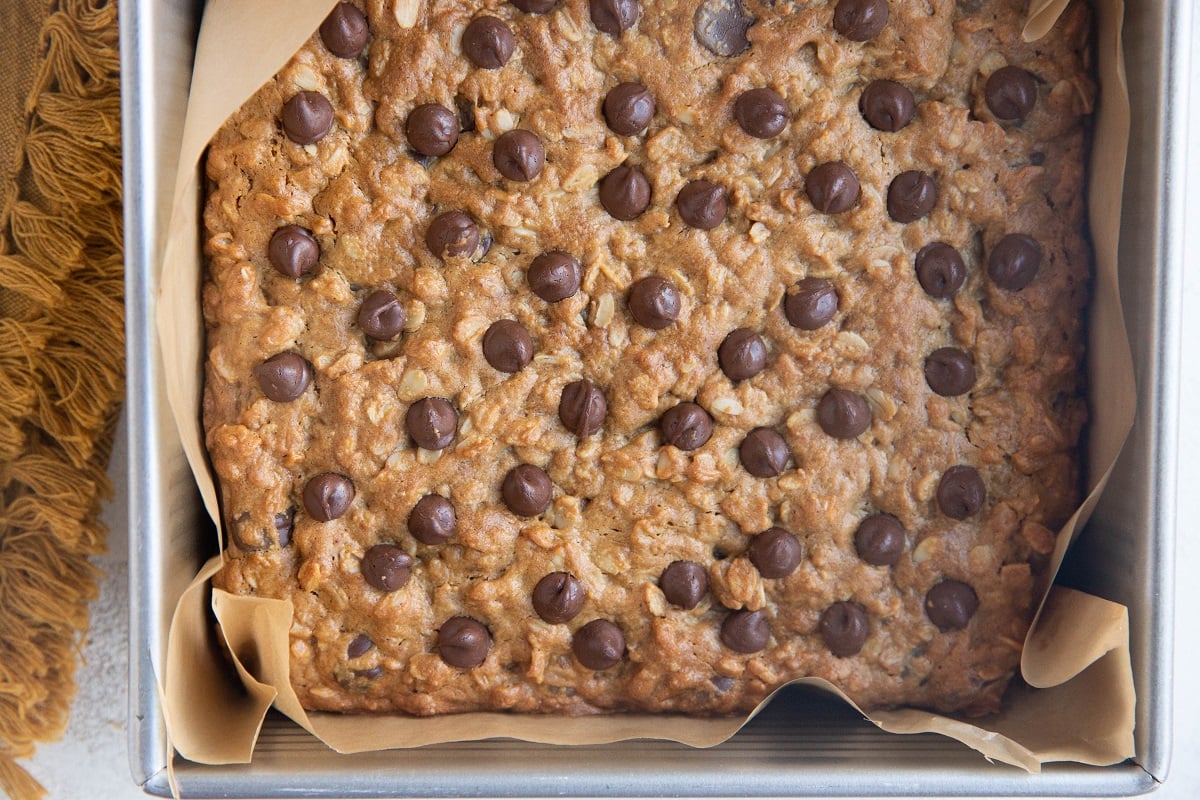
[
  {"left": 281, "top": 92, "right": 334, "bottom": 145},
  {"left": 483, "top": 319, "right": 534, "bottom": 373},
  {"left": 820, "top": 602, "right": 869, "bottom": 656},
  {"left": 275, "top": 511, "right": 294, "bottom": 547},
  {"left": 462, "top": 16, "right": 514, "bottom": 69},
  {"left": 859, "top": 79, "right": 915, "bottom": 131},
  {"left": 734, "top": 87, "right": 788, "bottom": 139},
  {"left": 408, "top": 494, "right": 456, "bottom": 545},
  {"left": 357, "top": 289, "right": 406, "bottom": 341},
  {"left": 676, "top": 180, "right": 727, "bottom": 229},
  {"left": 303, "top": 473, "right": 355, "bottom": 522},
  {"left": 720, "top": 609, "right": 769, "bottom": 653},
  {"left": 230, "top": 512, "right": 270, "bottom": 552},
  {"left": 512, "top": 0, "right": 557, "bottom": 12},
  {"left": 268, "top": 225, "right": 320, "bottom": 278},
  {"left": 915, "top": 242, "right": 967, "bottom": 298},
  {"left": 660, "top": 402, "right": 714, "bottom": 451},
  {"left": 887, "top": 170, "right": 938, "bottom": 223},
  {"left": 693, "top": 0, "right": 754, "bottom": 57},
  {"left": 425, "top": 211, "right": 480, "bottom": 258},
  {"left": 320, "top": 3, "right": 369, "bottom": 58},
  {"left": 924, "top": 347, "right": 976, "bottom": 396},
  {"left": 739, "top": 427, "right": 789, "bottom": 478},
  {"left": 589, "top": 0, "right": 639, "bottom": 35},
  {"left": 603, "top": 82, "right": 655, "bottom": 136},
  {"left": 406, "top": 397, "right": 458, "bottom": 450},
  {"left": 925, "top": 579, "right": 979, "bottom": 631},
  {"left": 559, "top": 379, "right": 607, "bottom": 437},
  {"left": 718, "top": 328, "right": 767, "bottom": 381},
  {"left": 254, "top": 352, "right": 312, "bottom": 402},
  {"left": 784, "top": 278, "right": 838, "bottom": 330},
  {"left": 628, "top": 276, "right": 680, "bottom": 329},
  {"left": 572, "top": 619, "right": 625, "bottom": 669},
  {"left": 599, "top": 165, "right": 652, "bottom": 220},
  {"left": 660, "top": 560, "right": 709, "bottom": 609},
  {"left": 985, "top": 65, "right": 1037, "bottom": 121},
  {"left": 936, "top": 465, "right": 985, "bottom": 519},
  {"left": 528, "top": 251, "right": 582, "bottom": 302},
  {"left": 805, "top": 162, "right": 860, "bottom": 214},
  {"left": 532, "top": 572, "right": 585, "bottom": 623},
  {"left": 748, "top": 527, "right": 802, "bottom": 578},
  {"left": 987, "top": 233, "right": 1042, "bottom": 291},
  {"left": 493, "top": 129, "right": 545, "bottom": 181},
  {"left": 817, "top": 389, "right": 872, "bottom": 439},
  {"left": 502, "top": 464, "right": 553, "bottom": 516},
  {"left": 854, "top": 513, "right": 905, "bottom": 566},
  {"left": 406, "top": 103, "right": 459, "bottom": 157},
  {"left": 354, "top": 665, "right": 384, "bottom": 680},
  {"left": 437, "top": 617, "right": 491, "bottom": 668},
  {"left": 455, "top": 93, "right": 477, "bottom": 131},
  {"left": 833, "top": 0, "right": 889, "bottom": 41},
  {"left": 361, "top": 544, "right": 413, "bottom": 592},
  {"left": 347, "top": 634, "right": 374, "bottom": 659}
]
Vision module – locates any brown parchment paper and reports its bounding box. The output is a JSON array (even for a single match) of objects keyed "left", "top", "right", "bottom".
[{"left": 157, "top": 0, "right": 1136, "bottom": 772}]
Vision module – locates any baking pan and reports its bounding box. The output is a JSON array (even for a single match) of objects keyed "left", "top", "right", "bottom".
[{"left": 122, "top": 0, "right": 1185, "bottom": 795}]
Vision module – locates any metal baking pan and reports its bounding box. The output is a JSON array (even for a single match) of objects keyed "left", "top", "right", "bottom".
[{"left": 122, "top": 0, "right": 1185, "bottom": 795}]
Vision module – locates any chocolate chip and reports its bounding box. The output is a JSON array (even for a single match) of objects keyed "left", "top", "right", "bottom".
[
  {"left": 405, "top": 103, "right": 459, "bottom": 157},
  {"left": 532, "top": 572, "right": 585, "bottom": 623},
  {"left": 462, "top": 16, "right": 514, "bottom": 69},
  {"left": 572, "top": 619, "right": 625, "bottom": 669},
  {"left": 493, "top": 129, "right": 545, "bottom": 181},
  {"left": 559, "top": 379, "right": 607, "bottom": 437},
  {"left": 817, "top": 389, "right": 872, "bottom": 439},
  {"left": 320, "top": 3, "right": 369, "bottom": 58},
  {"left": 425, "top": 211, "right": 480, "bottom": 258},
  {"left": 347, "top": 634, "right": 374, "bottom": 659},
  {"left": 628, "top": 276, "right": 680, "bottom": 329},
  {"left": 820, "top": 602, "right": 869, "bottom": 657},
  {"left": 303, "top": 473, "right": 355, "bottom": 522},
  {"left": 739, "top": 428, "right": 789, "bottom": 478},
  {"left": 482, "top": 320, "right": 534, "bottom": 373},
  {"left": 589, "top": 0, "right": 639, "bottom": 35},
  {"left": 925, "top": 579, "right": 979, "bottom": 631},
  {"left": 711, "top": 674, "right": 734, "bottom": 691},
  {"left": 693, "top": 0, "right": 754, "bottom": 56},
  {"left": 406, "top": 397, "right": 458, "bottom": 450},
  {"left": 357, "top": 289, "right": 406, "bottom": 341},
  {"left": 805, "top": 162, "right": 860, "bottom": 214},
  {"left": 859, "top": 79, "right": 915, "bottom": 131},
  {"left": 887, "top": 170, "right": 937, "bottom": 223},
  {"left": 985, "top": 65, "right": 1037, "bottom": 121},
  {"left": 268, "top": 225, "right": 320, "bottom": 278},
  {"left": 354, "top": 666, "right": 384, "bottom": 680},
  {"left": 455, "top": 93, "right": 477, "bottom": 131},
  {"left": 660, "top": 402, "right": 714, "bottom": 451},
  {"left": 660, "top": 560, "right": 709, "bottom": 609},
  {"left": 987, "top": 233, "right": 1041, "bottom": 291},
  {"left": 924, "top": 347, "right": 975, "bottom": 396},
  {"left": 936, "top": 465, "right": 985, "bottom": 519},
  {"left": 833, "top": 0, "right": 889, "bottom": 41},
  {"left": 254, "top": 353, "right": 312, "bottom": 402},
  {"left": 275, "top": 510, "right": 294, "bottom": 547},
  {"left": 281, "top": 91, "right": 334, "bottom": 144},
  {"left": 603, "top": 82, "right": 655, "bottom": 136},
  {"left": 915, "top": 242, "right": 966, "bottom": 298},
  {"left": 783, "top": 278, "right": 838, "bottom": 330},
  {"left": 720, "top": 609, "right": 769, "bottom": 653},
  {"left": 437, "top": 617, "right": 491, "bottom": 668},
  {"left": 230, "top": 512, "right": 270, "bottom": 552},
  {"left": 528, "top": 251, "right": 582, "bottom": 302},
  {"left": 502, "top": 464, "right": 553, "bottom": 516},
  {"left": 718, "top": 328, "right": 767, "bottom": 381},
  {"left": 734, "top": 87, "right": 788, "bottom": 139},
  {"left": 361, "top": 544, "right": 413, "bottom": 592},
  {"left": 748, "top": 527, "right": 803, "bottom": 579},
  {"left": 854, "top": 513, "right": 905, "bottom": 566},
  {"left": 676, "top": 180, "right": 727, "bottom": 229},
  {"left": 599, "top": 165, "right": 651, "bottom": 220},
  {"left": 512, "top": 0, "right": 557, "bottom": 12},
  {"left": 408, "top": 494, "right": 456, "bottom": 545}
]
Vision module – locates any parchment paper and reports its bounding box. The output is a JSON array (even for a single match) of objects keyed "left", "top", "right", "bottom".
[{"left": 158, "top": 0, "right": 1136, "bottom": 772}]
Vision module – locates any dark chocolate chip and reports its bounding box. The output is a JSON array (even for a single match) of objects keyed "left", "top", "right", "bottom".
[
  {"left": 887, "top": 170, "right": 937, "bottom": 223},
  {"left": 254, "top": 352, "right": 312, "bottom": 402},
  {"left": 817, "top": 389, "right": 872, "bottom": 439},
  {"left": 925, "top": 579, "right": 979, "bottom": 631},
  {"left": 603, "top": 82, "right": 655, "bottom": 136},
  {"left": 924, "top": 347, "right": 976, "bottom": 396},
  {"left": 502, "top": 464, "right": 553, "bottom": 516},
  {"left": 354, "top": 665, "right": 384, "bottom": 680},
  {"left": 559, "top": 379, "right": 607, "bottom": 437},
  {"left": 462, "top": 16, "right": 515, "bottom": 69},
  {"left": 405, "top": 103, "right": 459, "bottom": 157},
  {"left": 425, "top": 211, "right": 480, "bottom": 258},
  {"left": 303, "top": 473, "right": 355, "bottom": 522},
  {"left": 493, "top": 129, "right": 545, "bottom": 181},
  {"left": 833, "top": 0, "right": 889, "bottom": 41},
  {"left": 734, "top": 87, "right": 788, "bottom": 139},
  {"left": 720, "top": 609, "right": 769, "bottom": 653},
  {"left": 985, "top": 65, "right": 1037, "bottom": 121},
  {"left": 599, "top": 165, "right": 651, "bottom": 220},
  {"left": 987, "top": 233, "right": 1042, "bottom": 291},
  {"left": 936, "top": 465, "right": 985, "bottom": 519},
  {"left": 408, "top": 494, "right": 456, "bottom": 545},
  {"left": 357, "top": 289, "right": 406, "bottom": 341},
  {"left": 820, "top": 602, "right": 869, "bottom": 656},
  {"left": 783, "top": 278, "right": 838, "bottom": 330},
  {"left": 660, "top": 402, "right": 714, "bottom": 451},
  {"left": 739, "top": 427, "right": 789, "bottom": 478},
  {"left": 532, "top": 572, "right": 586, "bottom": 623},
  {"left": 572, "top": 619, "right": 625, "bottom": 669},
  {"left": 718, "top": 328, "right": 767, "bottom": 381},
  {"left": 805, "top": 161, "right": 860, "bottom": 214},
  {"left": 915, "top": 242, "right": 966, "bottom": 298},
  {"left": 347, "top": 634, "right": 374, "bottom": 659},
  {"left": 676, "top": 180, "right": 727, "bottom": 229},
  {"left": 589, "top": 0, "right": 639, "bottom": 35},
  {"left": 748, "top": 527, "right": 802, "bottom": 579},
  {"left": 361, "top": 544, "right": 413, "bottom": 592},
  {"left": 455, "top": 93, "right": 477, "bottom": 131},
  {"left": 230, "top": 512, "right": 269, "bottom": 552},
  {"left": 406, "top": 397, "right": 458, "bottom": 450},
  {"left": 268, "top": 225, "right": 320, "bottom": 278},
  {"left": 853, "top": 513, "right": 905, "bottom": 566},
  {"left": 859, "top": 79, "right": 915, "bottom": 131},
  {"left": 512, "top": 0, "right": 557, "bottom": 12},
  {"left": 437, "top": 616, "right": 491, "bottom": 668},
  {"left": 528, "top": 251, "right": 582, "bottom": 302},
  {"left": 483, "top": 319, "right": 534, "bottom": 373},
  {"left": 275, "top": 510, "right": 294, "bottom": 547},
  {"left": 281, "top": 91, "right": 334, "bottom": 145},
  {"left": 628, "top": 276, "right": 680, "bottom": 329},
  {"left": 320, "top": 3, "right": 370, "bottom": 58},
  {"left": 693, "top": 0, "right": 754, "bottom": 56},
  {"left": 660, "top": 560, "right": 709, "bottom": 609}
]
